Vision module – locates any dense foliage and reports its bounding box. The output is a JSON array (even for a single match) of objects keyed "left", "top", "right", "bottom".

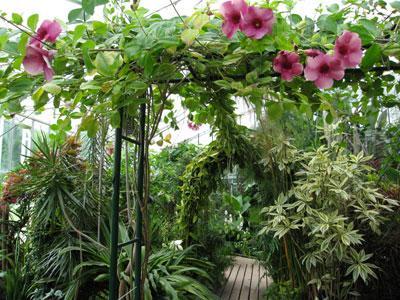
[{"left": 1, "top": 0, "right": 400, "bottom": 299}]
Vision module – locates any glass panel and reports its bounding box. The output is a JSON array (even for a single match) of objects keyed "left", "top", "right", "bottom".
[{"left": 0, "top": 120, "right": 22, "bottom": 173}]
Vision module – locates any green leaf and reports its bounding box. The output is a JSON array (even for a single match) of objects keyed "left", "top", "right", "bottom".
[
  {"left": 214, "top": 80, "right": 232, "bottom": 89},
  {"left": 27, "top": 14, "right": 39, "bottom": 31},
  {"left": 17, "top": 33, "right": 29, "bottom": 56},
  {"left": 0, "top": 88, "right": 7, "bottom": 99},
  {"left": 181, "top": 29, "right": 199, "bottom": 46},
  {"left": 32, "top": 88, "right": 49, "bottom": 110},
  {"left": 110, "top": 111, "right": 121, "bottom": 128},
  {"left": 0, "top": 33, "right": 9, "bottom": 50},
  {"left": 68, "top": 8, "right": 84, "bottom": 23},
  {"left": 82, "top": 40, "right": 96, "bottom": 72},
  {"left": 142, "top": 53, "right": 155, "bottom": 78},
  {"left": 317, "top": 14, "right": 338, "bottom": 33},
  {"left": 9, "top": 78, "right": 33, "bottom": 92},
  {"left": 193, "top": 14, "right": 209, "bottom": 30},
  {"left": 12, "top": 13, "right": 23, "bottom": 25},
  {"left": 129, "top": 81, "right": 148, "bottom": 91},
  {"left": 361, "top": 44, "right": 381, "bottom": 69},
  {"left": 81, "top": 115, "right": 98, "bottom": 137},
  {"left": 82, "top": 0, "right": 95, "bottom": 15},
  {"left": 94, "top": 51, "right": 123, "bottom": 76},
  {"left": 92, "top": 21, "right": 107, "bottom": 35},
  {"left": 72, "top": 24, "right": 86, "bottom": 46},
  {"left": 73, "top": 24, "right": 86, "bottom": 45},
  {"left": 43, "top": 82, "right": 61, "bottom": 95},
  {"left": 327, "top": 4, "right": 340, "bottom": 12}
]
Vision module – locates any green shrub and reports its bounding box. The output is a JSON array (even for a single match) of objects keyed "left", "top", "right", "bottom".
[{"left": 260, "top": 145, "right": 398, "bottom": 298}]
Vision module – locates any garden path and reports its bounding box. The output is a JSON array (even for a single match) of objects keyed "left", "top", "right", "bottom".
[{"left": 219, "top": 256, "right": 271, "bottom": 300}]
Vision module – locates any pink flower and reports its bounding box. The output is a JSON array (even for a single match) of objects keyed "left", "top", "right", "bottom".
[
  {"left": 304, "top": 53, "right": 345, "bottom": 89},
  {"left": 240, "top": 6, "right": 275, "bottom": 39},
  {"left": 305, "top": 49, "right": 324, "bottom": 57},
  {"left": 188, "top": 121, "right": 201, "bottom": 131},
  {"left": 23, "top": 44, "right": 55, "bottom": 81},
  {"left": 220, "top": 0, "right": 248, "bottom": 39},
  {"left": 273, "top": 51, "right": 303, "bottom": 81},
  {"left": 35, "top": 20, "right": 62, "bottom": 44},
  {"left": 333, "top": 31, "right": 363, "bottom": 68}
]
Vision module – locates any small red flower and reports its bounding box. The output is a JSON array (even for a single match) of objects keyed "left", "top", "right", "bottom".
[
  {"left": 304, "top": 53, "right": 345, "bottom": 89},
  {"left": 273, "top": 51, "right": 303, "bottom": 81},
  {"left": 334, "top": 31, "right": 363, "bottom": 68},
  {"left": 240, "top": 6, "right": 275, "bottom": 39},
  {"left": 220, "top": 0, "right": 248, "bottom": 39}
]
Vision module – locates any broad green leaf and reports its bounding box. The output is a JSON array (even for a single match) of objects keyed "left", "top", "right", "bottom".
[
  {"left": 43, "top": 82, "right": 61, "bottom": 95},
  {"left": 94, "top": 51, "right": 123, "bottom": 76},
  {"left": 142, "top": 53, "right": 155, "bottom": 78},
  {"left": 110, "top": 111, "right": 121, "bottom": 128},
  {"left": 81, "top": 115, "right": 98, "bottom": 137},
  {"left": 82, "top": 0, "right": 95, "bottom": 15},
  {"left": 12, "top": 13, "right": 23, "bottom": 25},
  {"left": 68, "top": 8, "right": 84, "bottom": 23},
  {"left": 193, "top": 14, "right": 209, "bottom": 30},
  {"left": 32, "top": 88, "right": 49, "bottom": 110},
  {"left": 17, "top": 33, "right": 29, "bottom": 55},
  {"left": 361, "top": 44, "right": 381, "bottom": 69},
  {"left": 73, "top": 24, "right": 86, "bottom": 45},
  {"left": 317, "top": 14, "right": 337, "bottom": 33},
  {"left": 0, "top": 88, "right": 7, "bottom": 99},
  {"left": 9, "top": 78, "right": 33, "bottom": 92},
  {"left": 27, "top": 14, "right": 39, "bottom": 31},
  {"left": 0, "top": 33, "right": 9, "bottom": 50},
  {"left": 181, "top": 29, "right": 199, "bottom": 46},
  {"left": 82, "top": 40, "right": 96, "bottom": 72},
  {"left": 327, "top": 4, "right": 340, "bottom": 12},
  {"left": 92, "top": 21, "right": 107, "bottom": 35},
  {"left": 129, "top": 81, "right": 148, "bottom": 91}
]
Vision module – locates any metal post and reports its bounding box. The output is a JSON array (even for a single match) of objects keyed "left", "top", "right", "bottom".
[
  {"left": 108, "top": 108, "right": 123, "bottom": 300},
  {"left": 134, "top": 103, "right": 146, "bottom": 300}
]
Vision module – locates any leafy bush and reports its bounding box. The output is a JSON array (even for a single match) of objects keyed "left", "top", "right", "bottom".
[
  {"left": 146, "top": 245, "right": 216, "bottom": 299},
  {"left": 260, "top": 145, "right": 398, "bottom": 298}
]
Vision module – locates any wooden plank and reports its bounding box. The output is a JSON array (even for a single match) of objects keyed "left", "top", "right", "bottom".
[
  {"left": 220, "top": 264, "right": 240, "bottom": 299},
  {"left": 258, "top": 263, "right": 268, "bottom": 300},
  {"left": 240, "top": 261, "right": 253, "bottom": 300},
  {"left": 229, "top": 262, "right": 246, "bottom": 300},
  {"left": 219, "top": 264, "right": 234, "bottom": 296},
  {"left": 249, "top": 260, "right": 260, "bottom": 300}
]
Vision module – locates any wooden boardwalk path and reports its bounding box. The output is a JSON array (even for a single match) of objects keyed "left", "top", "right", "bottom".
[{"left": 219, "top": 256, "right": 271, "bottom": 300}]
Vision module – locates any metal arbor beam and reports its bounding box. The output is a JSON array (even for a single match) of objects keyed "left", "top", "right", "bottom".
[
  {"left": 109, "top": 108, "right": 124, "bottom": 300},
  {"left": 108, "top": 103, "right": 146, "bottom": 300},
  {"left": 134, "top": 103, "right": 146, "bottom": 300}
]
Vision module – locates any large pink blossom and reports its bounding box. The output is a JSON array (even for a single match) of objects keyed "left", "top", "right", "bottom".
[
  {"left": 36, "top": 20, "right": 62, "bottom": 43},
  {"left": 23, "top": 44, "right": 55, "bottom": 81},
  {"left": 240, "top": 6, "right": 275, "bottom": 39},
  {"left": 333, "top": 31, "right": 363, "bottom": 68},
  {"left": 304, "top": 53, "right": 345, "bottom": 89},
  {"left": 273, "top": 51, "right": 303, "bottom": 81},
  {"left": 220, "top": 0, "right": 248, "bottom": 39}
]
